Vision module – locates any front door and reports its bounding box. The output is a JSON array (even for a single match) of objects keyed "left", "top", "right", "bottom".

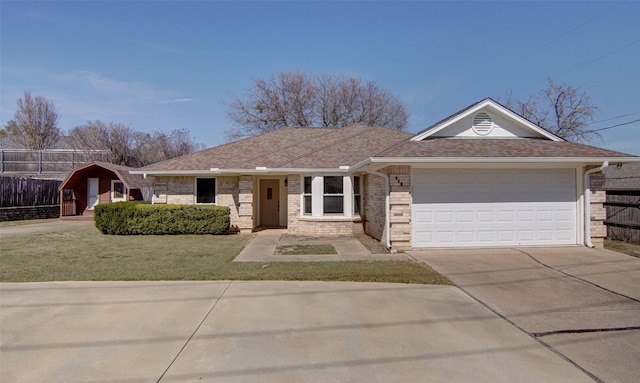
[
  {"left": 87, "top": 178, "right": 99, "bottom": 210},
  {"left": 260, "top": 179, "right": 280, "bottom": 227}
]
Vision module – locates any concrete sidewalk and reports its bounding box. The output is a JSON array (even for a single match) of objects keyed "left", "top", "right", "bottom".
[
  {"left": 234, "top": 229, "right": 408, "bottom": 262},
  {"left": 0, "top": 281, "right": 595, "bottom": 383}
]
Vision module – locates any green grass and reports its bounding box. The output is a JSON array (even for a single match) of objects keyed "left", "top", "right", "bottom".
[
  {"left": 275, "top": 244, "right": 338, "bottom": 255},
  {"left": 0, "top": 225, "right": 451, "bottom": 285}
]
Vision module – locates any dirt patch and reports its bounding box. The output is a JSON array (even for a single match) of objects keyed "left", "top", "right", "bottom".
[
  {"left": 605, "top": 239, "right": 640, "bottom": 258},
  {"left": 275, "top": 244, "right": 338, "bottom": 255}
]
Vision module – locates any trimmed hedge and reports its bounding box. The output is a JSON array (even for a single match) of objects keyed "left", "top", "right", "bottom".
[{"left": 94, "top": 202, "right": 230, "bottom": 235}]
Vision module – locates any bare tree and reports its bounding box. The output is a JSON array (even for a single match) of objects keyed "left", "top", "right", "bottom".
[
  {"left": 505, "top": 80, "right": 599, "bottom": 142},
  {"left": 69, "top": 122, "right": 203, "bottom": 167},
  {"left": 4, "top": 91, "right": 60, "bottom": 149},
  {"left": 136, "top": 129, "right": 204, "bottom": 165},
  {"left": 225, "top": 72, "right": 409, "bottom": 141},
  {"left": 68, "top": 121, "right": 141, "bottom": 166}
]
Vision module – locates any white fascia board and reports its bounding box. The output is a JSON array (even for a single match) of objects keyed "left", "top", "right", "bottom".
[
  {"left": 411, "top": 99, "right": 563, "bottom": 142},
  {"left": 130, "top": 167, "right": 353, "bottom": 176},
  {"left": 129, "top": 170, "right": 217, "bottom": 176},
  {"left": 366, "top": 157, "right": 640, "bottom": 165}
]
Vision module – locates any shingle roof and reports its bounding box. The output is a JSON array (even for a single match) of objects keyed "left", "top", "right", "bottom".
[
  {"left": 61, "top": 161, "right": 150, "bottom": 190},
  {"left": 376, "top": 138, "right": 634, "bottom": 159},
  {"left": 140, "top": 125, "right": 414, "bottom": 171},
  {"left": 603, "top": 163, "right": 640, "bottom": 190}
]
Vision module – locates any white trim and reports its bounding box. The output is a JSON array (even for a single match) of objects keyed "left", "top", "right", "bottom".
[
  {"left": 194, "top": 177, "right": 217, "bottom": 205},
  {"left": 110, "top": 180, "right": 127, "bottom": 202},
  {"left": 411, "top": 98, "right": 564, "bottom": 142},
  {"left": 350, "top": 157, "right": 640, "bottom": 171},
  {"left": 131, "top": 167, "right": 352, "bottom": 177},
  {"left": 301, "top": 174, "right": 357, "bottom": 219}
]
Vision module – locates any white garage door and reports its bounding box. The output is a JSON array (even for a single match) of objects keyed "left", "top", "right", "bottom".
[{"left": 412, "top": 169, "right": 577, "bottom": 248}]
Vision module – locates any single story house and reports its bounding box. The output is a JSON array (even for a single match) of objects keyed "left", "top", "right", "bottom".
[
  {"left": 59, "top": 161, "right": 151, "bottom": 217},
  {"left": 133, "top": 98, "right": 640, "bottom": 249}
]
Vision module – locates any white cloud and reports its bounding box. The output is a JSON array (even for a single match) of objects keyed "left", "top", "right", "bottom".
[{"left": 158, "top": 98, "right": 193, "bottom": 104}]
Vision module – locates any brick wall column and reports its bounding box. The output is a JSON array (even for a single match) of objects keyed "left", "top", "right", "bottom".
[
  {"left": 287, "top": 174, "right": 301, "bottom": 233},
  {"left": 237, "top": 176, "right": 254, "bottom": 233},
  {"left": 588, "top": 169, "right": 606, "bottom": 248},
  {"left": 217, "top": 176, "right": 240, "bottom": 232},
  {"left": 387, "top": 166, "right": 412, "bottom": 249}
]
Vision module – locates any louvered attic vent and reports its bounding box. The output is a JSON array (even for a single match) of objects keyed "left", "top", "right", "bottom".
[{"left": 472, "top": 112, "right": 493, "bottom": 135}]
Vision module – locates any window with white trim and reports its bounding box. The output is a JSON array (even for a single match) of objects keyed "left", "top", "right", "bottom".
[
  {"left": 303, "top": 176, "right": 312, "bottom": 215},
  {"left": 323, "top": 176, "right": 344, "bottom": 214},
  {"left": 111, "top": 180, "right": 126, "bottom": 202},
  {"left": 353, "top": 176, "right": 361, "bottom": 216},
  {"left": 301, "top": 175, "right": 361, "bottom": 217},
  {"left": 196, "top": 178, "right": 216, "bottom": 204}
]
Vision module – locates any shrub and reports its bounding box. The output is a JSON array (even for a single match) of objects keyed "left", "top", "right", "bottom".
[{"left": 94, "top": 202, "right": 230, "bottom": 235}]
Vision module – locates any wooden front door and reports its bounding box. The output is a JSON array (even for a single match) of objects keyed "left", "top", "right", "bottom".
[
  {"left": 260, "top": 179, "right": 280, "bottom": 227},
  {"left": 87, "top": 178, "right": 100, "bottom": 210}
]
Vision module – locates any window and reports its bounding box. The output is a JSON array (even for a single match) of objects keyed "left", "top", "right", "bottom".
[
  {"left": 111, "top": 180, "right": 126, "bottom": 202},
  {"left": 323, "top": 176, "right": 344, "bottom": 214},
  {"left": 353, "top": 176, "right": 361, "bottom": 215},
  {"left": 303, "top": 176, "right": 312, "bottom": 215},
  {"left": 196, "top": 178, "right": 216, "bottom": 204}
]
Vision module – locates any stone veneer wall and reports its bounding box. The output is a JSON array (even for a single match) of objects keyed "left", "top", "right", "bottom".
[
  {"left": 588, "top": 169, "right": 606, "bottom": 247},
  {"left": 287, "top": 174, "right": 364, "bottom": 236}
]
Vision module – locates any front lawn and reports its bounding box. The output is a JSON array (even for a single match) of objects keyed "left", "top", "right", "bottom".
[{"left": 0, "top": 225, "right": 450, "bottom": 284}]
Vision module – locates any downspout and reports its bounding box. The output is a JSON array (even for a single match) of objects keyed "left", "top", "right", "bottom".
[
  {"left": 584, "top": 161, "right": 608, "bottom": 248},
  {"left": 365, "top": 165, "right": 391, "bottom": 250}
]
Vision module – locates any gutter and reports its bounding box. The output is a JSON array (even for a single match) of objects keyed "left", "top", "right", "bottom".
[
  {"left": 584, "top": 161, "right": 608, "bottom": 248},
  {"left": 365, "top": 165, "right": 391, "bottom": 250}
]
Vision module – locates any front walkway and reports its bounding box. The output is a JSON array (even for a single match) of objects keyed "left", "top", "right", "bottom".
[{"left": 234, "top": 229, "right": 408, "bottom": 262}]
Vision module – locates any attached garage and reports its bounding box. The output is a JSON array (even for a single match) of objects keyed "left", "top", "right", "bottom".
[{"left": 412, "top": 168, "right": 578, "bottom": 248}]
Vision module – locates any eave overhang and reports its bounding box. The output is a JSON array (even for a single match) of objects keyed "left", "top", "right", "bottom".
[
  {"left": 130, "top": 167, "right": 353, "bottom": 177},
  {"left": 351, "top": 156, "right": 640, "bottom": 172}
]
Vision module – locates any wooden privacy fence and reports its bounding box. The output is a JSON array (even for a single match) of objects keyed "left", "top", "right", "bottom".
[
  {"left": 604, "top": 191, "right": 640, "bottom": 243},
  {"left": 0, "top": 176, "right": 62, "bottom": 207}
]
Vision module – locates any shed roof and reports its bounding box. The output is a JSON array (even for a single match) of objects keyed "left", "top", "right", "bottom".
[{"left": 60, "top": 161, "right": 150, "bottom": 191}]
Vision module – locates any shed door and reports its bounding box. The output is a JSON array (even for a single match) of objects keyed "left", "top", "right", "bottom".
[
  {"left": 412, "top": 169, "right": 577, "bottom": 248},
  {"left": 87, "top": 178, "right": 100, "bottom": 210}
]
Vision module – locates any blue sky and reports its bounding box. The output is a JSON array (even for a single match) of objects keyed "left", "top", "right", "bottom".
[{"left": 2, "top": 1, "right": 639, "bottom": 154}]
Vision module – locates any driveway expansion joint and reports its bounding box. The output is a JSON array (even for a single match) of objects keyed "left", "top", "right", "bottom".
[
  {"left": 514, "top": 248, "right": 640, "bottom": 304},
  {"left": 533, "top": 326, "right": 640, "bottom": 338},
  {"left": 156, "top": 281, "right": 233, "bottom": 383}
]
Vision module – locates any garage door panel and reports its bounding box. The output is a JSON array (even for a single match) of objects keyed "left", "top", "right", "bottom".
[{"left": 412, "top": 169, "right": 577, "bottom": 248}]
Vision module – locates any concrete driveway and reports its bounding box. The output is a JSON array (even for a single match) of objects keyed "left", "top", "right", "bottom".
[
  {"left": 409, "top": 246, "right": 640, "bottom": 383},
  {"left": 1, "top": 281, "right": 595, "bottom": 383}
]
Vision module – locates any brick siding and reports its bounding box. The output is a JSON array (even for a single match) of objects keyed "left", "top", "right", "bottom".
[
  {"left": 152, "top": 175, "right": 254, "bottom": 233},
  {"left": 588, "top": 169, "right": 606, "bottom": 247}
]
